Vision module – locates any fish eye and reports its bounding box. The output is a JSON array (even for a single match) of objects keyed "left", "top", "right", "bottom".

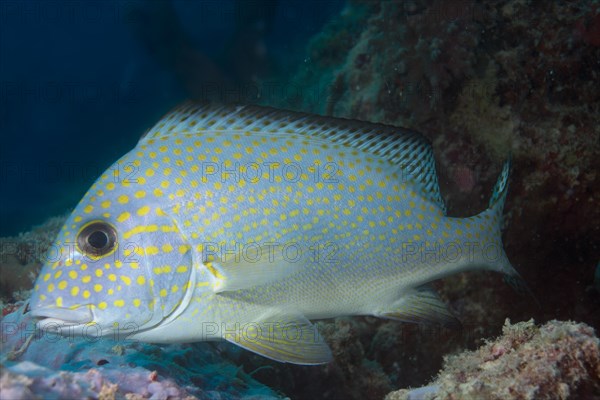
[{"left": 77, "top": 221, "right": 117, "bottom": 257}]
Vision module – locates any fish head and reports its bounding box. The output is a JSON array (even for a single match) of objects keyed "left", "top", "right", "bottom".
[{"left": 30, "top": 159, "right": 195, "bottom": 339}]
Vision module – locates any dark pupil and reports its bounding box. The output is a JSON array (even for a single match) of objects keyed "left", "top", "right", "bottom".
[{"left": 88, "top": 230, "right": 109, "bottom": 249}]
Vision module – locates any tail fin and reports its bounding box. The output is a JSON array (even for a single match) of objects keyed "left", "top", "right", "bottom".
[
  {"left": 489, "top": 156, "right": 511, "bottom": 210},
  {"left": 473, "top": 158, "right": 516, "bottom": 277}
]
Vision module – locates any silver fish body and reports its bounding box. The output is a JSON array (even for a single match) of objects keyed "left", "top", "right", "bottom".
[{"left": 29, "top": 102, "right": 521, "bottom": 364}]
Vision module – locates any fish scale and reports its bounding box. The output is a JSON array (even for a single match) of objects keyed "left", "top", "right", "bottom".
[{"left": 29, "top": 102, "right": 522, "bottom": 364}]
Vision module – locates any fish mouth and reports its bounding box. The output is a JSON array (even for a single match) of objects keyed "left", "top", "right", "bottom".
[{"left": 31, "top": 306, "right": 93, "bottom": 329}]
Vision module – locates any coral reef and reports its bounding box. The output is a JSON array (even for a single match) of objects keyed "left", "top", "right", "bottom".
[
  {"left": 385, "top": 319, "right": 600, "bottom": 400},
  {"left": 289, "top": 0, "right": 483, "bottom": 125}
]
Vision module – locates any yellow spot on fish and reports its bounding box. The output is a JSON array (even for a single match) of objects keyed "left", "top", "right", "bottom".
[
  {"left": 94, "top": 284, "right": 103, "bottom": 292},
  {"left": 118, "top": 194, "right": 129, "bottom": 204},
  {"left": 176, "top": 265, "right": 188, "bottom": 273},
  {"left": 114, "top": 299, "right": 125, "bottom": 307},
  {"left": 98, "top": 302, "right": 107, "bottom": 310},
  {"left": 71, "top": 286, "right": 80, "bottom": 296},
  {"left": 117, "top": 212, "right": 131, "bottom": 222},
  {"left": 137, "top": 206, "right": 150, "bottom": 216}
]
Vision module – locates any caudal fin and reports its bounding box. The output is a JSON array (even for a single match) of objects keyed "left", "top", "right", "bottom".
[{"left": 489, "top": 156, "right": 511, "bottom": 210}]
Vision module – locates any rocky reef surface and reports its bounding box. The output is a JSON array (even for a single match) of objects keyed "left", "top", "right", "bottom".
[{"left": 385, "top": 319, "right": 600, "bottom": 400}]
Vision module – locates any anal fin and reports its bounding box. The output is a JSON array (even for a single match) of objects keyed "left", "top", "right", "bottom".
[
  {"left": 223, "top": 311, "right": 332, "bottom": 365},
  {"left": 375, "top": 287, "right": 460, "bottom": 326}
]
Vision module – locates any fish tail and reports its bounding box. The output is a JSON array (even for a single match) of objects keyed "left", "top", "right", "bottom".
[
  {"left": 489, "top": 155, "right": 511, "bottom": 210},
  {"left": 475, "top": 157, "right": 513, "bottom": 273}
]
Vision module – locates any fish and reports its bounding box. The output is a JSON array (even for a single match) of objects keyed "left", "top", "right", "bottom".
[{"left": 28, "top": 102, "right": 523, "bottom": 365}]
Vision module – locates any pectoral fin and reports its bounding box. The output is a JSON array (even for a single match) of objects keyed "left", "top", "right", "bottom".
[
  {"left": 375, "top": 287, "right": 460, "bottom": 326},
  {"left": 206, "top": 249, "right": 304, "bottom": 293},
  {"left": 223, "top": 311, "right": 332, "bottom": 365}
]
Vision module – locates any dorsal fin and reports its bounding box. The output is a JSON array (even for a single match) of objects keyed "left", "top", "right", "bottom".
[{"left": 141, "top": 101, "right": 446, "bottom": 213}]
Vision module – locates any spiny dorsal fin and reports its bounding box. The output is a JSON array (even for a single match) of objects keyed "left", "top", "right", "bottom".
[{"left": 141, "top": 101, "right": 446, "bottom": 212}]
